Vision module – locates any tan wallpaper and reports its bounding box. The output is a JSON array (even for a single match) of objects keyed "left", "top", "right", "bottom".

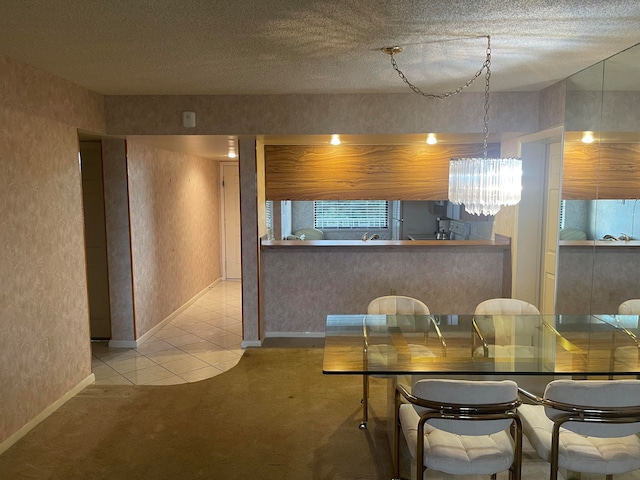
[
  {"left": 261, "top": 247, "right": 510, "bottom": 333},
  {"left": 101, "top": 138, "right": 135, "bottom": 341},
  {"left": 126, "top": 142, "right": 221, "bottom": 338},
  {"left": 1, "top": 55, "right": 105, "bottom": 134},
  {"left": 0, "top": 86, "right": 102, "bottom": 444},
  {"left": 104, "top": 92, "right": 539, "bottom": 136}
]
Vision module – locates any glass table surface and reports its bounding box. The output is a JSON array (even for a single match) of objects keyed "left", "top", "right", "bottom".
[{"left": 323, "top": 314, "right": 640, "bottom": 376}]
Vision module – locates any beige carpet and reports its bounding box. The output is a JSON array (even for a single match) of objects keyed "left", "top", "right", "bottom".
[
  {"left": 0, "top": 347, "right": 392, "bottom": 480},
  {"left": 2, "top": 346, "right": 639, "bottom": 480}
]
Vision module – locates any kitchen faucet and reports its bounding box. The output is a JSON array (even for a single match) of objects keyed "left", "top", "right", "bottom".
[{"left": 361, "top": 232, "right": 380, "bottom": 241}]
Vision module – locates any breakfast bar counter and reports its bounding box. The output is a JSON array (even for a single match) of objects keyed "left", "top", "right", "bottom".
[
  {"left": 259, "top": 237, "right": 513, "bottom": 337},
  {"left": 261, "top": 238, "right": 511, "bottom": 249}
]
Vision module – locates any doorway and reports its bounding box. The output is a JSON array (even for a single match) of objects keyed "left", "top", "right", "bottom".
[
  {"left": 513, "top": 127, "right": 563, "bottom": 312},
  {"left": 222, "top": 162, "right": 241, "bottom": 279},
  {"left": 79, "top": 140, "right": 111, "bottom": 339}
]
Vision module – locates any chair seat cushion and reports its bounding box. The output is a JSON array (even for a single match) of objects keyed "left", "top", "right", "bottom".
[
  {"left": 614, "top": 345, "right": 639, "bottom": 363},
  {"left": 473, "top": 345, "right": 535, "bottom": 359},
  {"left": 399, "top": 404, "right": 514, "bottom": 475},
  {"left": 519, "top": 404, "right": 640, "bottom": 475}
]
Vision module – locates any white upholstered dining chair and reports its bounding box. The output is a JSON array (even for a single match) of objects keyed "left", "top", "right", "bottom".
[
  {"left": 472, "top": 297, "right": 553, "bottom": 396},
  {"left": 394, "top": 378, "right": 522, "bottom": 480},
  {"left": 518, "top": 379, "right": 640, "bottom": 480},
  {"left": 361, "top": 295, "right": 445, "bottom": 429},
  {"left": 472, "top": 298, "right": 541, "bottom": 358},
  {"left": 613, "top": 300, "right": 640, "bottom": 373}
]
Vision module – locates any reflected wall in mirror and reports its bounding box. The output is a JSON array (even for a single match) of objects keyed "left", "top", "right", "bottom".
[
  {"left": 557, "top": 42, "right": 640, "bottom": 315},
  {"left": 275, "top": 200, "right": 495, "bottom": 241}
]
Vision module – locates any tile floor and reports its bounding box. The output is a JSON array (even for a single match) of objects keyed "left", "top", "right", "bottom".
[{"left": 91, "top": 280, "right": 244, "bottom": 385}]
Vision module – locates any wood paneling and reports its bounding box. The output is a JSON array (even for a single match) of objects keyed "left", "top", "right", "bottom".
[
  {"left": 265, "top": 144, "right": 498, "bottom": 201},
  {"left": 563, "top": 143, "right": 640, "bottom": 199}
]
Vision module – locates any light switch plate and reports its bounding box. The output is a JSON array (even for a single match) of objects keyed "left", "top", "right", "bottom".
[{"left": 182, "top": 111, "right": 196, "bottom": 128}]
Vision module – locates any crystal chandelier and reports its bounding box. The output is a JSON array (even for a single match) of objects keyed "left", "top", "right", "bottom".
[{"left": 383, "top": 36, "right": 522, "bottom": 216}]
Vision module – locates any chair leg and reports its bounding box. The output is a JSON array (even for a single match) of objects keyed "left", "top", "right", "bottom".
[
  {"left": 360, "top": 374, "right": 369, "bottom": 429},
  {"left": 393, "top": 388, "right": 401, "bottom": 480},
  {"left": 550, "top": 424, "right": 561, "bottom": 480}
]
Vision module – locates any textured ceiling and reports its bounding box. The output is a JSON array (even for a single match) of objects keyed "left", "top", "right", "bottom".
[
  {"left": 1, "top": 0, "right": 640, "bottom": 96},
  {"left": 3, "top": 1, "right": 640, "bottom": 158}
]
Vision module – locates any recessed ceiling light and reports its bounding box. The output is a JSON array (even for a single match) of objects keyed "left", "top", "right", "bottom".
[
  {"left": 426, "top": 133, "right": 438, "bottom": 145},
  {"left": 582, "top": 131, "right": 595, "bottom": 143},
  {"left": 330, "top": 134, "right": 341, "bottom": 145}
]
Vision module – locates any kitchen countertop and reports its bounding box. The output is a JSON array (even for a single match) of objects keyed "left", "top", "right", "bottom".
[
  {"left": 407, "top": 234, "right": 438, "bottom": 240},
  {"left": 559, "top": 240, "right": 640, "bottom": 247},
  {"left": 261, "top": 238, "right": 510, "bottom": 249}
]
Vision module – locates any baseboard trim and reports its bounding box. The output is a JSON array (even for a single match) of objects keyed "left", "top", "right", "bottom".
[
  {"left": 264, "top": 332, "right": 325, "bottom": 338},
  {"left": 242, "top": 333, "right": 325, "bottom": 348},
  {"left": 0, "top": 373, "right": 95, "bottom": 455},
  {"left": 112, "top": 279, "right": 223, "bottom": 349},
  {"left": 108, "top": 339, "right": 138, "bottom": 348}
]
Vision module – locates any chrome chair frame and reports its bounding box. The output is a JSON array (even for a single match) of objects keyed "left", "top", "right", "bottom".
[
  {"left": 519, "top": 387, "right": 640, "bottom": 480},
  {"left": 394, "top": 383, "right": 523, "bottom": 480},
  {"left": 361, "top": 310, "right": 446, "bottom": 429}
]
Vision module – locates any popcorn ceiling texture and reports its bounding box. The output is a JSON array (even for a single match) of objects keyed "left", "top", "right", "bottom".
[{"left": 0, "top": 1, "right": 638, "bottom": 95}]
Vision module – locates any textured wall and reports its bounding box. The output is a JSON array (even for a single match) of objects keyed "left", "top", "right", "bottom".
[
  {"left": 1, "top": 56, "right": 105, "bottom": 133},
  {"left": 538, "top": 80, "right": 566, "bottom": 131},
  {"left": 239, "top": 138, "right": 260, "bottom": 343},
  {"left": 101, "top": 138, "right": 135, "bottom": 341},
  {"left": 557, "top": 246, "right": 640, "bottom": 314},
  {"left": 261, "top": 246, "right": 510, "bottom": 333},
  {"left": 0, "top": 56, "right": 104, "bottom": 445},
  {"left": 104, "top": 92, "right": 539, "bottom": 136},
  {"left": 126, "top": 142, "right": 221, "bottom": 338}
]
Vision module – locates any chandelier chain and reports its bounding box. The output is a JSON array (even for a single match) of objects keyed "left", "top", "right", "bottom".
[
  {"left": 387, "top": 36, "right": 491, "bottom": 100},
  {"left": 387, "top": 36, "right": 493, "bottom": 157},
  {"left": 483, "top": 38, "right": 491, "bottom": 158}
]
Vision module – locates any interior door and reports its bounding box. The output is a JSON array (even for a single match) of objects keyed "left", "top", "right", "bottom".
[
  {"left": 541, "top": 142, "right": 562, "bottom": 314},
  {"left": 222, "top": 163, "right": 242, "bottom": 279}
]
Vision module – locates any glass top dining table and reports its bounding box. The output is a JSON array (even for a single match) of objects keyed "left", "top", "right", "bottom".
[{"left": 322, "top": 313, "right": 640, "bottom": 376}]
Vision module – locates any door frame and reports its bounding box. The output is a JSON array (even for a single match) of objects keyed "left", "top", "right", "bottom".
[{"left": 513, "top": 126, "right": 564, "bottom": 311}]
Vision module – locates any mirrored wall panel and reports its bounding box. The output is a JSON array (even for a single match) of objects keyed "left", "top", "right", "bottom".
[{"left": 558, "top": 43, "right": 640, "bottom": 314}]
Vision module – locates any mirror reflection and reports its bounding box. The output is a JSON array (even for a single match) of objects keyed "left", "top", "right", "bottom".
[
  {"left": 557, "top": 42, "right": 640, "bottom": 315},
  {"left": 277, "top": 200, "right": 494, "bottom": 241}
]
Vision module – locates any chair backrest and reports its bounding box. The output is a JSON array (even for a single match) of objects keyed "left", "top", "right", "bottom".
[
  {"left": 367, "top": 296, "right": 429, "bottom": 315},
  {"left": 543, "top": 379, "right": 640, "bottom": 437},
  {"left": 412, "top": 379, "right": 518, "bottom": 435},
  {"left": 475, "top": 298, "right": 540, "bottom": 315},
  {"left": 619, "top": 299, "right": 640, "bottom": 315},
  {"left": 293, "top": 228, "right": 324, "bottom": 240},
  {"left": 475, "top": 298, "right": 540, "bottom": 344}
]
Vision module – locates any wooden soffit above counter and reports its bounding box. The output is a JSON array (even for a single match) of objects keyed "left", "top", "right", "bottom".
[
  {"left": 264, "top": 143, "right": 499, "bottom": 201},
  {"left": 563, "top": 142, "right": 640, "bottom": 199}
]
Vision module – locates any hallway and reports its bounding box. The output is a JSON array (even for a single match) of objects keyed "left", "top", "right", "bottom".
[{"left": 91, "top": 280, "right": 243, "bottom": 385}]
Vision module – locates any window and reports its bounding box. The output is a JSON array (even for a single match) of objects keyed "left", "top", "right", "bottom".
[{"left": 314, "top": 200, "right": 389, "bottom": 229}]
